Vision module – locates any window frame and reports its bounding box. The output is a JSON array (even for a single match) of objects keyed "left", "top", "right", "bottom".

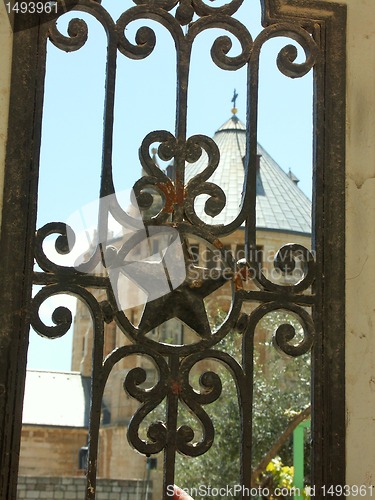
[{"left": 0, "top": 1, "right": 346, "bottom": 497}]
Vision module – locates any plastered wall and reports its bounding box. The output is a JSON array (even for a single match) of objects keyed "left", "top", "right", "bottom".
[
  {"left": 340, "top": 0, "right": 375, "bottom": 490},
  {"left": 0, "top": 2, "right": 13, "bottom": 226}
]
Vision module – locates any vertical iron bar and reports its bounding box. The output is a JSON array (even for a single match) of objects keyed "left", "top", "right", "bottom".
[
  {"left": 98, "top": 28, "right": 118, "bottom": 262},
  {"left": 312, "top": 6, "right": 347, "bottom": 496},
  {"left": 86, "top": 319, "right": 105, "bottom": 500},
  {"left": 163, "top": 354, "right": 180, "bottom": 499},
  {"left": 311, "top": 18, "right": 325, "bottom": 494},
  {"left": 241, "top": 327, "right": 255, "bottom": 498},
  {"left": 245, "top": 55, "right": 259, "bottom": 265},
  {"left": 0, "top": 16, "right": 48, "bottom": 498},
  {"left": 85, "top": 28, "right": 119, "bottom": 499},
  {"left": 173, "top": 42, "right": 191, "bottom": 222}
]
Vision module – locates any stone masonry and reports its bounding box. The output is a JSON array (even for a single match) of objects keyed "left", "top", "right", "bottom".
[{"left": 17, "top": 476, "right": 151, "bottom": 500}]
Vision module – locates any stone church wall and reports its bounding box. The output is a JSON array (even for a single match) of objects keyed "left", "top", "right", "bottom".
[
  {"left": 19, "top": 426, "right": 88, "bottom": 477},
  {"left": 17, "top": 476, "right": 151, "bottom": 500}
]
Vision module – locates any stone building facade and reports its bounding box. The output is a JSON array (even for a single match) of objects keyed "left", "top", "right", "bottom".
[{"left": 17, "top": 477, "right": 150, "bottom": 500}]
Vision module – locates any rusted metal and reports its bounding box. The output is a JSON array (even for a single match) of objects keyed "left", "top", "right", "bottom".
[{"left": 0, "top": 1, "right": 346, "bottom": 499}]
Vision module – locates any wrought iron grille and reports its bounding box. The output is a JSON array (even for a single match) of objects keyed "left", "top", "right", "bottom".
[{"left": 0, "top": 0, "right": 346, "bottom": 499}]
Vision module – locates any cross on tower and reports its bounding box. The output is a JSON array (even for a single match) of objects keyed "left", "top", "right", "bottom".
[{"left": 231, "top": 89, "right": 238, "bottom": 114}]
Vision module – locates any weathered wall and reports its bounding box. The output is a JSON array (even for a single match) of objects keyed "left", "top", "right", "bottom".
[
  {"left": 339, "top": 0, "right": 375, "bottom": 490},
  {"left": 16, "top": 476, "right": 150, "bottom": 500}
]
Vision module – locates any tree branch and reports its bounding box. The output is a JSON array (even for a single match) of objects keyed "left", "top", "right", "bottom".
[{"left": 252, "top": 405, "right": 311, "bottom": 485}]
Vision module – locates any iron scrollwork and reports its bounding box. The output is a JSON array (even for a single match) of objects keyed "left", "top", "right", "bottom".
[{"left": 31, "top": 0, "right": 323, "bottom": 498}]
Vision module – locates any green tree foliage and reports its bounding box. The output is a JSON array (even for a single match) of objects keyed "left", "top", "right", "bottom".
[{"left": 174, "top": 311, "right": 311, "bottom": 499}]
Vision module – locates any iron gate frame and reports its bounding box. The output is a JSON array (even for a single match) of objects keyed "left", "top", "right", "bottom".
[{"left": 0, "top": 0, "right": 346, "bottom": 498}]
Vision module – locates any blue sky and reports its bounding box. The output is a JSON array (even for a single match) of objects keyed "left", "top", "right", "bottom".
[{"left": 27, "top": 0, "right": 313, "bottom": 371}]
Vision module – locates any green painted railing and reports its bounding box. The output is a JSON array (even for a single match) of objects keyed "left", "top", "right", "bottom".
[{"left": 293, "top": 419, "right": 311, "bottom": 500}]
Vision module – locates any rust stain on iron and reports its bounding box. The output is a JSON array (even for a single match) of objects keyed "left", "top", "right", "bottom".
[
  {"left": 171, "top": 381, "right": 182, "bottom": 396},
  {"left": 157, "top": 181, "right": 175, "bottom": 213}
]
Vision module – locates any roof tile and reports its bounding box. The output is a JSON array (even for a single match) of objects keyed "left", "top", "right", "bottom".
[{"left": 186, "top": 115, "right": 311, "bottom": 234}]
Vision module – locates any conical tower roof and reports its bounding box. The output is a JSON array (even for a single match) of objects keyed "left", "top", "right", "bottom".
[{"left": 185, "top": 115, "right": 311, "bottom": 234}]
